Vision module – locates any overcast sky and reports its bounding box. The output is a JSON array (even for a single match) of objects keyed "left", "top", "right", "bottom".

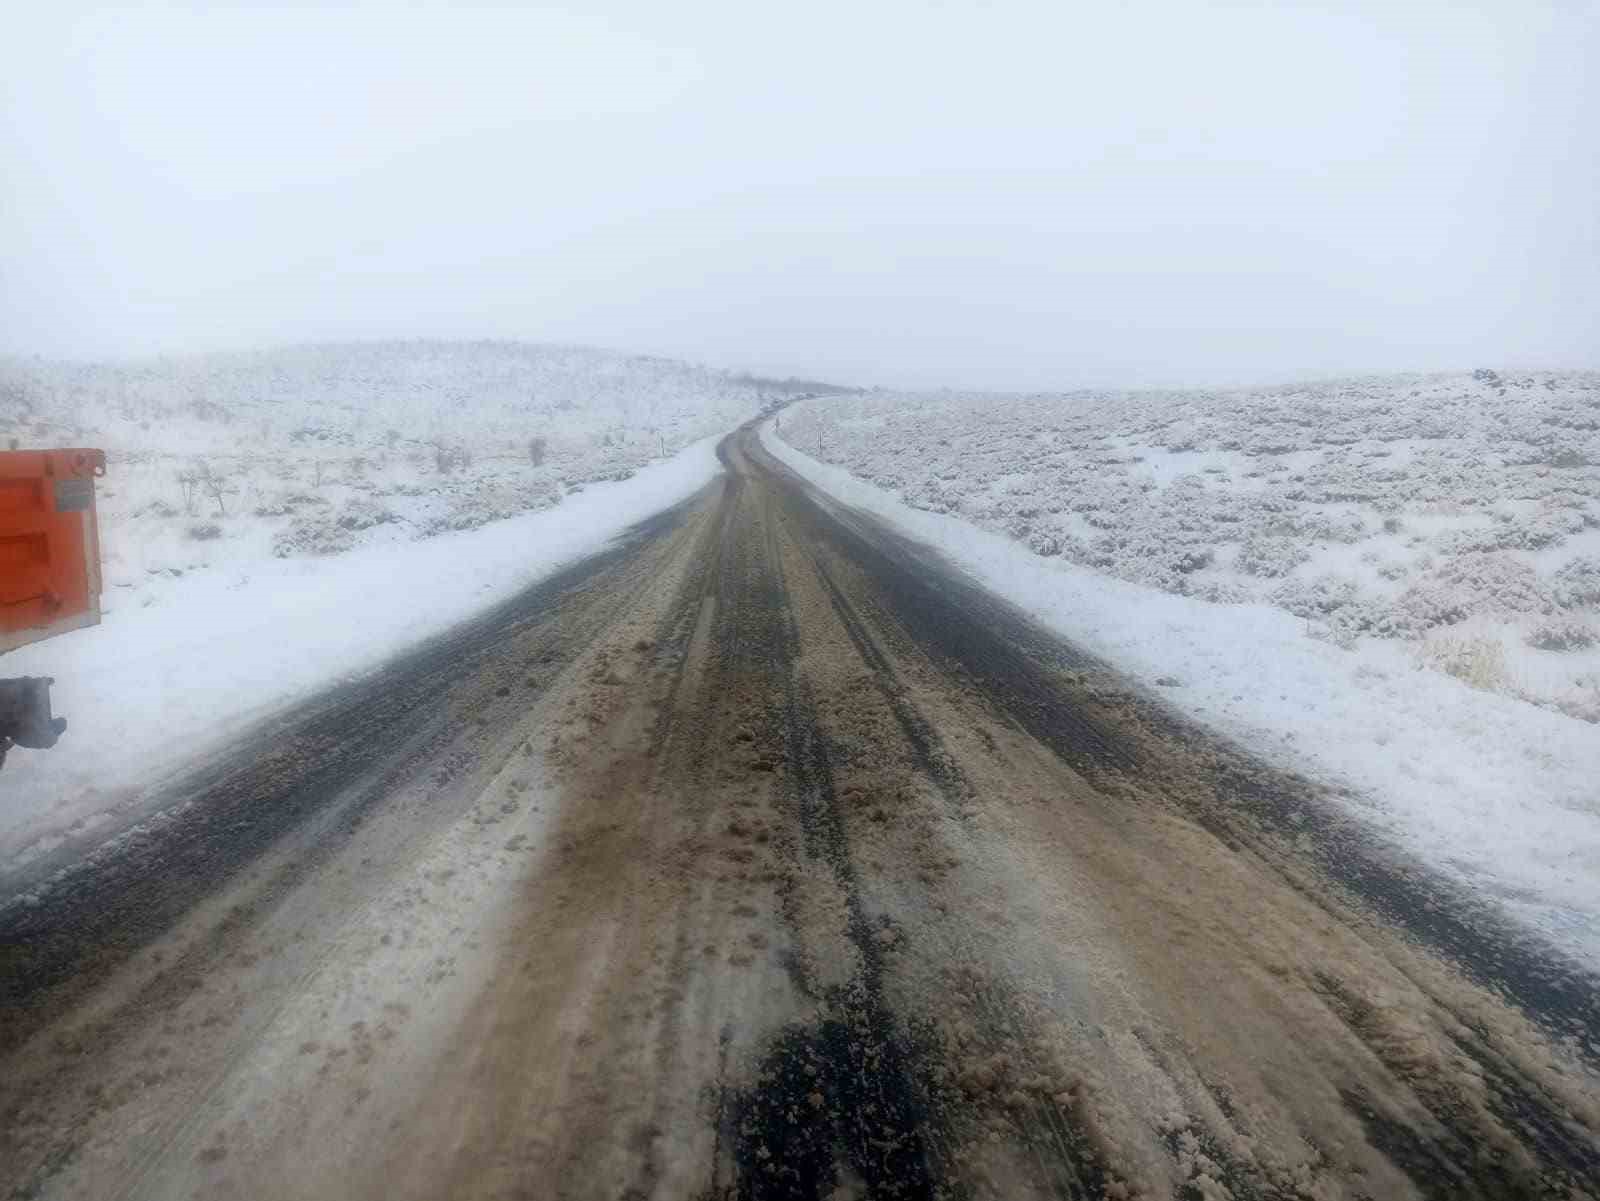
[{"left": 3, "top": 1, "right": 1596, "bottom": 389}]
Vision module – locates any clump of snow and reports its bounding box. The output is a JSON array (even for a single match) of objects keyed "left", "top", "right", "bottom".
[
  {"left": 776, "top": 371, "right": 1600, "bottom": 720},
  {"left": 762, "top": 418, "right": 1600, "bottom": 966}
]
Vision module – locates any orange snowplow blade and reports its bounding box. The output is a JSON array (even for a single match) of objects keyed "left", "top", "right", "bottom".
[{"left": 0, "top": 449, "right": 107, "bottom": 655}]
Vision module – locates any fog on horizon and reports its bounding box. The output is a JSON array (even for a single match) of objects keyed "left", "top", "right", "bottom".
[{"left": 3, "top": 1, "right": 1596, "bottom": 392}]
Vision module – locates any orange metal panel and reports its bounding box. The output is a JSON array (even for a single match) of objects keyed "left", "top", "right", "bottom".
[{"left": 0, "top": 450, "right": 107, "bottom": 654}]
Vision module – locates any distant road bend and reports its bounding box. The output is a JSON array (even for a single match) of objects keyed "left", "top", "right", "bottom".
[{"left": 3, "top": 422, "right": 1599, "bottom": 1200}]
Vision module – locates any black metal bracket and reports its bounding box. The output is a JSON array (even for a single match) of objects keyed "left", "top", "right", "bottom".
[{"left": 0, "top": 676, "right": 68, "bottom": 769}]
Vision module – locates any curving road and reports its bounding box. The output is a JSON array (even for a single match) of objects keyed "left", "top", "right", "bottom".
[{"left": 3, "top": 423, "right": 1599, "bottom": 1200}]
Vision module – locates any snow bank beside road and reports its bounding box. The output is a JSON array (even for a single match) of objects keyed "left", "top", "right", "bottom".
[
  {"left": 0, "top": 436, "right": 724, "bottom": 868},
  {"left": 763, "top": 421, "right": 1600, "bottom": 967}
]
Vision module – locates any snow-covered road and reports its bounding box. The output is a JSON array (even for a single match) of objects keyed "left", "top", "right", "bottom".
[{"left": 4, "top": 421, "right": 1598, "bottom": 1200}]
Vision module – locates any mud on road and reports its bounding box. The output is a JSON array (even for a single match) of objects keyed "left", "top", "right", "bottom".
[{"left": 4, "top": 424, "right": 1599, "bottom": 1199}]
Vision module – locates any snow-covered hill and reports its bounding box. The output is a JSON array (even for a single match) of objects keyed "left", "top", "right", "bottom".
[
  {"left": 779, "top": 371, "right": 1600, "bottom": 722},
  {"left": 0, "top": 341, "right": 820, "bottom": 611}
]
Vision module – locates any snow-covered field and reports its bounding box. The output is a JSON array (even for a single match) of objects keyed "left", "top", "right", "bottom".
[
  {"left": 779, "top": 372, "right": 1600, "bottom": 722},
  {"left": 0, "top": 341, "right": 820, "bottom": 868},
  {"left": 765, "top": 377, "right": 1600, "bottom": 966},
  {"left": 0, "top": 341, "right": 802, "bottom": 602}
]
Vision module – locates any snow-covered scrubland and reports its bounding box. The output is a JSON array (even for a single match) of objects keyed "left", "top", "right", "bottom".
[
  {"left": 767, "top": 373, "right": 1600, "bottom": 964},
  {"left": 0, "top": 341, "right": 802, "bottom": 607},
  {"left": 779, "top": 371, "right": 1600, "bottom": 723},
  {"left": 0, "top": 342, "right": 819, "bottom": 868}
]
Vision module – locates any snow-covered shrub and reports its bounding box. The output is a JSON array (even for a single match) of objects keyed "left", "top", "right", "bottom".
[
  {"left": 1327, "top": 599, "right": 1415, "bottom": 640},
  {"left": 1430, "top": 509, "right": 1582, "bottom": 556},
  {"left": 1554, "top": 556, "right": 1600, "bottom": 609},
  {"left": 1236, "top": 535, "right": 1310, "bottom": 578},
  {"left": 1544, "top": 446, "right": 1593, "bottom": 469},
  {"left": 570, "top": 464, "right": 636, "bottom": 486},
  {"left": 1173, "top": 546, "right": 1215, "bottom": 574},
  {"left": 254, "top": 490, "right": 328, "bottom": 518},
  {"left": 1395, "top": 553, "right": 1556, "bottom": 630},
  {"left": 186, "top": 522, "right": 223, "bottom": 541},
  {"left": 1183, "top": 578, "right": 1250, "bottom": 605},
  {"left": 1555, "top": 693, "right": 1600, "bottom": 724},
  {"left": 901, "top": 479, "right": 958, "bottom": 514},
  {"left": 272, "top": 515, "right": 357, "bottom": 558},
  {"left": 1076, "top": 524, "right": 1214, "bottom": 592},
  {"left": 1266, "top": 511, "right": 1367, "bottom": 543},
  {"left": 1434, "top": 526, "right": 1509, "bottom": 555},
  {"left": 1272, "top": 575, "right": 1361, "bottom": 620},
  {"left": 1528, "top": 507, "right": 1589, "bottom": 542},
  {"left": 1526, "top": 617, "right": 1598, "bottom": 652},
  {"left": 419, "top": 476, "right": 562, "bottom": 537},
  {"left": 1554, "top": 675, "right": 1600, "bottom": 724},
  {"left": 1305, "top": 620, "right": 1359, "bottom": 651},
  {"left": 431, "top": 441, "right": 472, "bottom": 474},
  {"left": 335, "top": 497, "right": 397, "bottom": 531},
  {"left": 1416, "top": 633, "right": 1509, "bottom": 693}
]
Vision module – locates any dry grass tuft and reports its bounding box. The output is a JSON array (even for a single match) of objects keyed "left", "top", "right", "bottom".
[{"left": 1415, "top": 632, "right": 1510, "bottom": 693}]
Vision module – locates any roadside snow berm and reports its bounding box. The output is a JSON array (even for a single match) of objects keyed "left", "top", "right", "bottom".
[{"left": 0, "top": 448, "right": 107, "bottom": 766}]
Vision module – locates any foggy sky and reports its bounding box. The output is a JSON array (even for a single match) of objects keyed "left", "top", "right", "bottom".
[{"left": 3, "top": 1, "right": 1596, "bottom": 390}]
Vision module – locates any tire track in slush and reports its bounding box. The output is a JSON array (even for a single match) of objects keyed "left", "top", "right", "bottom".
[
  {"left": 704, "top": 448, "right": 1113, "bottom": 1200},
  {"left": 711, "top": 483, "right": 942, "bottom": 1201}
]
